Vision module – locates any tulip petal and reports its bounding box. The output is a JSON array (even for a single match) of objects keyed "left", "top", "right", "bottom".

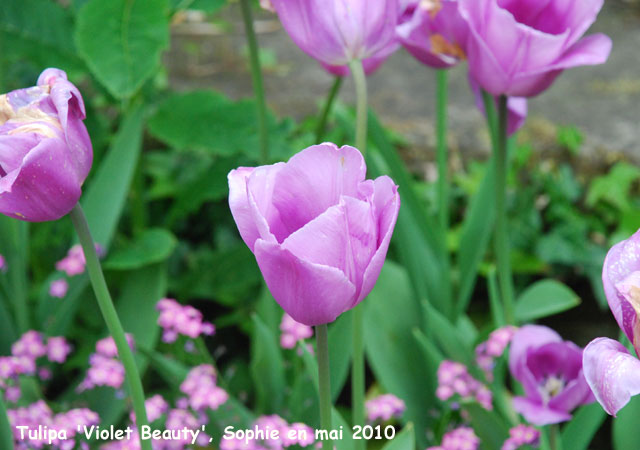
[
  {"left": 583, "top": 337, "right": 640, "bottom": 416},
  {"left": 228, "top": 167, "right": 259, "bottom": 249},
  {"left": 549, "top": 370, "right": 594, "bottom": 413},
  {"left": 254, "top": 239, "right": 356, "bottom": 326},
  {"left": 271, "top": 144, "right": 365, "bottom": 238},
  {"left": 246, "top": 163, "right": 288, "bottom": 244},
  {"left": 358, "top": 176, "right": 400, "bottom": 304},
  {"left": 509, "top": 325, "right": 562, "bottom": 380},
  {"left": 512, "top": 396, "right": 572, "bottom": 425}
]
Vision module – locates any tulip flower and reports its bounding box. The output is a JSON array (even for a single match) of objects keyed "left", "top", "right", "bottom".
[
  {"left": 583, "top": 229, "right": 640, "bottom": 415},
  {"left": 228, "top": 143, "right": 400, "bottom": 326},
  {"left": 459, "top": 0, "right": 612, "bottom": 97},
  {"left": 0, "top": 68, "right": 93, "bottom": 221},
  {"left": 269, "top": 0, "right": 399, "bottom": 76},
  {"left": 509, "top": 325, "right": 593, "bottom": 425}
]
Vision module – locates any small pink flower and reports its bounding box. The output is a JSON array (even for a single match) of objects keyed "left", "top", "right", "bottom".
[
  {"left": 280, "top": 313, "right": 313, "bottom": 349},
  {"left": 366, "top": 394, "right": 406, "bottom": 422},
  {"left": 49, "top": 279, "right": 69, "bottom": 298},
  {"left": 0, "top": 254, "right": 6, "bottom": 272},
  {"left": 428, "top": 426, "right": 480, "bottom": 450},
  {"left": 46, "top": 336, "right": 72, "bottom": 363},
  {"left": 502, "top": 424, "right": 540, "bottom": 450}
]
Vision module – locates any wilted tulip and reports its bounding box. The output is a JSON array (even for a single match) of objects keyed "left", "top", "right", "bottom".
[
  {"left": 228, "top": 143, "right": 400, "bottom": 326},
  {"left": 583, "top": 229, "right": 640, "bottom": 415},
  {"left": 459, "top": 0, "right": 612, "bottom": 97},
  {"left": 509, "top": 325, "right": 593, "bottom": 425},
  {"left": 0, "top": 68, "right": 92, "bottom": 222},
  {"left": 269, "top": 0, "right": 399, "bottom": 76}
]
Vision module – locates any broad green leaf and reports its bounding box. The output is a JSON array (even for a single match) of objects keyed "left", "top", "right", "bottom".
[
  {"left": 364, "top": 262, "right": 434, "bottom": 449},
  {"left": 514, "top": 280, "right": 580, "bottom": 322},
  {"left": 250, "top": 315, "right": 285, "bottom": 413},
  {"left": 464, "top": 403, "right": 509, "bottom": 450},
  {"left": 614, "top": 393, "right": 640, "bottom": 450},
  {"left": 0, "top": 0, "right": 83, "bottom": 72},
  {"left": 0, "top": 217, "right": 29, "bottom": 334},
  {"left": 562, "top": 403, "right": 606, "bottom": 450},
  {"left": 423, "top": 301, "right": 472, "bottom": 365},
  {"left": 457, "top": 159, "right": 496, "bottom": 315},
  {"left": 0, "top": 292, "right": 16, "bottom": 354},
  {"left": 103, "top": 228, "right": 177, "bottom": 270},
  {"left": 75, "top": 0, "right": 169, "bottom": 98},
  {"left": 171, "top": 0, "right": 226, "bottom": 13},
  {"left": 381, "top": 423, "right": 415, "bottom": 450},
  {"left": 147, "top": 90, "right": 292, "bottom": 160},
  {"left": 0, "top": 395, "right": 12, "bottom": 450},
  {"left": 329, "top": 313, "right": 352, "bottom": 401},
  {"left": 586, "top": 162, "right": 640, "bottom": 211}
]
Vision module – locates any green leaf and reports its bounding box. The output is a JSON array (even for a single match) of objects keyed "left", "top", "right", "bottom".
[
  {"left": 423, "top": 301, "right": 472, "bottom": 365},
  {"left": 364, "top": 262, "right": 434, "bottom": 449},
  {"left": 103, "top": 228, "right": 177, "bottom": 270},
  {"left": 562, "top": 403, "right": 606, "bottom": 450},
  {"left": 0, "top": 217, "right": 29, "bottom": 334},
  {"left": 586, "top": 162, "right": 640, "bottom": 211},
  {"left": 457, "top": 159, "right": 496, "bottom": 315},
  {"left": 171, "top": 0, "right": 226, "bottom": 13},
  {"left": 329, "top": 313, "right": 352, "bottom": 401},
  {"left": 381, "top": 423, "right": 415, "bottom": 450},
  {"left": 0, "top": 0, "right": 83, "bottom": 72},
  {"left": 147, "top": 90, "right": 292, "bottom": 160},
  {"left": 464, "top": 403, "right": 509, "bottom": 450},
  {"left": 514, "top": 279, "right": 580, "bottom": 322},
  {"left": 0, "top": 395, "right": 13, "bottom": 450},
  {"left": 75, "top": 0, "right": 169, "bottom": 98},
  {"left": 614, "top": 393, "right": 640, "bottom": 450},
  {"left": 250, "top": 315, "right": 285, "bottom": 413}
]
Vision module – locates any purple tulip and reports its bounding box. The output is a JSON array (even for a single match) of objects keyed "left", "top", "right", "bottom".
[
  {"left": 459, "top": 0, "right": 612, "bottom": 97},
  {"left": 583, "top": 229, "right": 640, "bottom": 416},
  {"left": 509, "top": 325, "right": 593, "bottom": 425},
  {"left": 397, "top": 0, "right": 469, "bottom": 69},
  {"left": 468, "top": 75, "right": 528, "bottom": 136},
  {"left": 228, "top": 143, "right": 400, "bottom": 326},
  {"left": 0, "top": 68, "right": 92, "bottom": 222},
  {"left": 270, "top": 0, "right": 400, "bottom": 76}
]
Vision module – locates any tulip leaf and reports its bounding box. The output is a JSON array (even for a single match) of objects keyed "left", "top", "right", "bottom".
[
  {"left": 562, "top": 403, "right": 606, "bottom": 450},
  {"left": 0, "top": 395, "right": 12, "bottom": 450},
  {"left": 147, "top": 90, "right": 293, "bottom": 160},
  {"left": 0, "top": 217, "right": 29, "bottom": 335},
  {"left": 103, "top": 228, "right": 177, "bottom": 270},
  {"left": 422, "top": 300, "right": 473, "bottom": 365},
  {"left": 75, "top": 0, "right": 169, "bottom": 99},
  {"left": 381, "top": 423, "right": 415, "bottom": 450},
  {"left": 613, "top": 394, "right": 640, "bottom": 450},
  {"left": 250, "top": 314, "right": 285, "bottom": 414},
  {"left": 514, "top": 279, "right": 580, "bottom": 322},
  {"left": 364, "top": 261, "right": 435, "bottom": 449},
  {"left": 463, "top": 403, "right": 509, "bottom": 450},
  {"left": 328, "top": 312, "right": 352, "bottom": 401}
]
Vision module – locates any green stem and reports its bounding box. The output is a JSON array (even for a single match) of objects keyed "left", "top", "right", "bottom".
[
  {"left": 69, "top": 204, "right": 151, "bottom": 450},
  {"left": 316, "top": 324, "right": 332, "bottom": 450},
  {"left": 239, "top": 0, "right": 269, "bottom": 164},
  {"left": 348, "top": 60, "right": 368, "bottom": 153},
  {"left": 494, "top": 96, "right": 515, "bottom": 324},
  {"left": 0, "top": 394, "right": 13, "bottom": 449},
  {"left": 348, "top": 59, "right": 367, "bottom": 446},
  {"left": 549, "top": 424, "right": 562, "bottom": 450},
  {"left": 315, "top": 76, "right": 344, "bottom": 143},
  {"left": 435, "top": 69, "right": 449, "bottom": 231}
]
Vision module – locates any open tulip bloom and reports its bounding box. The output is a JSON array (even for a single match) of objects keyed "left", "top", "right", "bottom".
[
  {"left": 509, "top": 325, "right": 593, "bottom": 425},
  {"left": 584, "top": 229, "right": 640, "bottom": 416},
  {"left": 228, "top": 143, "right": 400, "bottom": 326},
  {"left": 0, "top": 69, "right": 93, "bottom": 222}
]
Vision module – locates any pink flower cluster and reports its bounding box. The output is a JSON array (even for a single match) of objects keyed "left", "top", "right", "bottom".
[
  {"left": 427, "top": 426, "right": 480, "bottom": 450},
  {"left": 436, "top": 360, "right": 492, "bottom": 410},
  {"left": 130, "top": 394, "right": 169, "bottom": 424},
  {"left": 220, "top": 414, "right": 315, "bottom": 450},
  {"left": 178, "top": 364, "right": 228, "bottom": 412},
  {"left": 365, "top": 394, "right": 406, "bottom": 422},
  {"left": 280, "top": 313, "right": 313, "bottom": 349},
  {"left": 156, "top": 298, "right": 215, "bottom": 344},
  {"left": 475, "top": 326, "right": 517, "bottom": 381},
  {"left": 51, "top": 243, "right": 104, "bottom": 298},
  {"left": 1, "top": 331, "right": 71, "bottom": 403},
  {"left": 78, "top": 334, "right": 135, "bottom": 392},
  {"left": 501, "top": 425, "right": 540, "bottom": 450},
  {"left": 9, "top": 400, "right": 98, "bottom": 450}
]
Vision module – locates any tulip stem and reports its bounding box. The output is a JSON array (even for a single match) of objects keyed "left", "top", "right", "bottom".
[
  {"left": 549, "top": 424, "right": 562, "bottom": 450},
  {"left": 69, "top": 204, "right": 151, "bottom": 450},
  {"left": 494, "top": 96, "right": 515, "bottom": 324},
  {"left": 436, "top": 69, "right": 449, "bottom": 232},
  {"left": 315, "top": 76, "right": 344, "bottom": 143},
  {"left": 0, "top": 394, "right": 13, "bottom": 449},
  {"left": 316, "top": 324, "right": 332, "bottom": 450},
  {"left": 348, "top": 59, "right": 367, "bottom": 446},
  {"left": 239, "top": 0, "right": 269, "bottom": 164},
  {"left": 349, "top": 60, "right": 368, "bottom": 154}
]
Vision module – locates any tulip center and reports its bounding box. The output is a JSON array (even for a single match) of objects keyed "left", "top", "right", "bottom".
[
  {"left": 497, "top": 0, "right": 568, "bottom": 35},
  {"left": 540, "top": 375, "right": 565, "bottom": 403}
]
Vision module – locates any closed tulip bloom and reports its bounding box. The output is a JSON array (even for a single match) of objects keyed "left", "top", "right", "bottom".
[
  {"left": 459, "top": 0, "right": 612, "bottom": 97},
  {"left": 509, "top": 325, "right": 593, "bottom": 425},
  {"left": 0, "top": 68, "right": 92, "bottom": 221},
  {"left": 397, "top": 0, "right": 469, "bottom": 69},
  {"left": 583, "top": 229, "right": 640, "bottom": 416},
  {"left": 270, "top": 0, "right": 400, "bottom": 76},
  {"left": 228, "top": 143, "right": 400, "bottom": 326}
]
